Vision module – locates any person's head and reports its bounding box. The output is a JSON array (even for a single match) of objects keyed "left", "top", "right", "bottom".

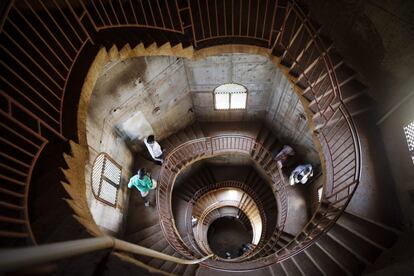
[
  {"left": 147, "top": 135, "right": 155, "bottom": 144},
  {"left": 137, "top": 169, "right": 146, "bottom": 179}
]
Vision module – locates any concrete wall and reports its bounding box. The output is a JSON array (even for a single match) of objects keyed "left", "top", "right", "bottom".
[
  {"left": 85, "top": 56, "right": 195, "bottom": 235},
  {"left": 265, "top": 68, "right": 318, "bottom": 163},
  {"left": 186, "top": 53, "right": 275, "bottom": 121},
  {"left": 186, "top": 53, "right": 318, "bottom": 163}
]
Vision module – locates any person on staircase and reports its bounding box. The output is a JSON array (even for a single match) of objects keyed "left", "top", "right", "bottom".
[
  {"left": 289, "top": 164, "right": 313, "bottom": 186},
  {"left": 144, "top": 135, "right": 164, "bottom": 165},
  {"left": 274, "top": 145, "right": 295, "bottom": 168},
  {"left": 127, "top": 168, "right": 157, "bottom": 207}
]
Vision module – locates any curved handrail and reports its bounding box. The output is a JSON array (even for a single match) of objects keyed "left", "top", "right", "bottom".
[
  {"left": 0, "top": 236, "right": 214, "bottom": 273},
  {"left": 157, "top": 135, "right": 289, "bottom": 262},
  {"left": 183, "top": 180, "right": 269, "bottom": 258},
  {"left": 191, "top": 189, "right": 263, "bottom": 255},
  {"left": 185, "top": 180, "right": 276, "bottom": 261}
]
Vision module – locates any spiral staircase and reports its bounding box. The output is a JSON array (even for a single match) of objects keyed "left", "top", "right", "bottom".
[
  {"left": 116, "top": 122, "right": 398, "bottom": 275},
  {"left": 0, "top": 0, "right": 405, "bottom": 275}
]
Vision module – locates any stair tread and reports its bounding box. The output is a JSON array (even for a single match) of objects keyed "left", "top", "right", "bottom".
[
  {"left": 306, "top": 244, "right": 347, "bottom": 276},
  {"left": 148, "top": 244, "right": 175, "bottom": 268},
  {"left": 125, "top": 224, "right": 161, "bottom": 243},
  {"left": 281, "top": 258, "right": 303, "bottom": 276},
  {"left": 137, "top": 230, "right": 165, "bottom": 247},
  {"left": 338, "top": 212, "right": 399, "bottom": 248},
  {"left": 328, "top": 224, "right": 382, "bottom": 263},
  {"left": 269, "top": 262, "right": 287, "bottom": 276},
  {"left": 317, "top": 234, "right": 365, "bottom": 275},
  {"left": 293, "top": 251, "right": 323, "bottom": 276}
]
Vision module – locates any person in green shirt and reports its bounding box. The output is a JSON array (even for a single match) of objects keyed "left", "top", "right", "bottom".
[{"left": 128, "top": 169, "right": 156, "bottom": 207}]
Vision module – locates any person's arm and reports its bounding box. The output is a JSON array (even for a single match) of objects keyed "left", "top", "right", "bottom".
[{"left": 127, "top": 176, "right": 135, "bottom": 189}]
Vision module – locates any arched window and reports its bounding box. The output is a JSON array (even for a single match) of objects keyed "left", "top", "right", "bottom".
[
  {"left": 214, "top": 83, "right": 247, "bottom": 110},
  {"left": 91, "top": 153, "right": 122, "bottom": 207}
]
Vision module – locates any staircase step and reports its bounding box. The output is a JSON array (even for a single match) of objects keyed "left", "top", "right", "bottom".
[
  {"left": 136, "top": 237, "right": 169, "bottom": 264},
  {"left": 172, "top": 262, "right": 187, "bottom": 275},
  {"left": 316, "top": 234, "right": 365, "bottom": 275},
  {"left": 176, "top": 131, "right": 189, "bottom": 144},
  {"left": 148, "top": 244, "right": 175, "bottom": 268},
  {"left": 306, "top": 244, "right": 347, "bottom": 276},
  {"left": 183, "top": 264, "right": 198, "bottom": 276},
  {"left": 192, "top": 123, "right": 205, "bottom": 138},
  {"left": 185, "top": 125, "right": 197, "bottom": 140},
  {"left": 125, "top": 224, "right": 161, "bottom": 243},
  {"left": 293, "top": 251, "right": 323, "bottom": 276},
  {"left": 159, "top": 251, "right": 182, "bottom": 272},
  {"left": 328, "top": 224, "right": 383, "bottom": 264},
  {"left": 337, "top": 212, "right": 399, "bottom": 248},
  {"left": 269, "top": 262, "right": 287, "bottom": 276},
  {"left": 137, "top": 230, "right": 165, "bottom": 248},
  {"left": 281, "top": 258, "right": 303, "bottom": 276}
]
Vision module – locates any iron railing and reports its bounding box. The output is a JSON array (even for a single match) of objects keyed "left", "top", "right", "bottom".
[
  {"left": 183, "top": 180, "right": 275, "bottom": 260},
  {"left": 188, "top": 186, "right": 264, "bottom": 258},
  {"left": 157, "top": 135, "right": 289, "bottom": 263}
]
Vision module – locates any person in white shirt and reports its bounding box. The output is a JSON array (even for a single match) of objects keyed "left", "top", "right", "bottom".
[
  {"left": 289, "top": 164, "right": 313, "bottom": 185},
  {"left": 144, "top": 135, "right": 164, "bottom": 165}
]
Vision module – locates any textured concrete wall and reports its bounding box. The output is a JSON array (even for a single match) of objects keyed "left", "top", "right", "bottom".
[
  {"left": 265, "top": 68, "right": 318, "bottom": 163},
  {"left": 186, "top": 53, "right": 318, "bottom": 163},
  {"left": 89, "top": 56, "right": 195, "bottom": 142},
  {"left": 186, "top": 53, "right": 275, "bottom": 121},
  {"left": 85, "top": 56, "right": 194, "bottom": 234}
]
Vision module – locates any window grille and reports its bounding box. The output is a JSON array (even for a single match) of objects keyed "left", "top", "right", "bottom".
[
  {"left": 214, "top": 83, "right": 247, "bottom": 110},
  {"left": 403, "top": 121, "right": 414, "bottom": 165},
  {"left": 91, "top": 153, "right": 122, "bottom": 207}
]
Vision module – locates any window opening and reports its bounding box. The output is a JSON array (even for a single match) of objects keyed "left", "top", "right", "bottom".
[
  {"left": 403, "top": 120, "right": 414, "bottom": 165},
  {"left": 91, "top": 153, "right": 122, "bottom": 207},
  {"left": 214, "top": 83, "right": 247, "bottom": 110}
]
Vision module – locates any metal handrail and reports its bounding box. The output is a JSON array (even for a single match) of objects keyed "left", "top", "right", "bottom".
[
  {"left": 191, "top": 188, "right": 263, "bottom": 256},
  {"left": 157, "top": 135, "right": 289, "bottom": 262},
  {"left": 0, "top": 236, "right": 214, "bottom": 273},
  {"left": 183, "top": 180, "right": 270, "bottom": 259}
]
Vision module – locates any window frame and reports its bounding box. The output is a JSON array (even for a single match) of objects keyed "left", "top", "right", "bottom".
[
  {"left": 213, "top": 83, "right": 248, "bottom": 111},
  {"left": 91, "top": 152, "right": 122, "bottom": 208}
]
